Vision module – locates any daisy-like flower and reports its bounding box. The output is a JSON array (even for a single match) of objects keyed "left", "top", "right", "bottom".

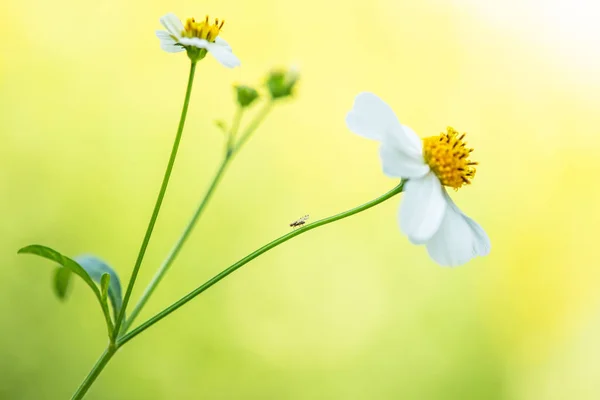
[
  {"left": 156, "top": 13, "right": 240, "bottom": 68},
  {"left": 346, "top": 92, "right": 490, "bottom": 267}
]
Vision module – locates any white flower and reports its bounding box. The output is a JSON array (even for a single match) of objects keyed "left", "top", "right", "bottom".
[
  {"left": 156, "top": 13, "right": 241, "bottom": 68},
  {"left": 346, "top": 92, "right": 490, "bottom": 267}
]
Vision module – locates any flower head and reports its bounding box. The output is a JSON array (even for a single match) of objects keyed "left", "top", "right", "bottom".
[
  {"left": 156, "top": 13, "right": 241, "bottom": 68},
  {"left": 346, "top": 92, "right": 490, "bottom": 267}
]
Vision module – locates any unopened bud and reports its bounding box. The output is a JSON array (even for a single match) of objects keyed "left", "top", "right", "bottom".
[
  {"left": 234, "top": 85, "right": 259, "bottom": 108},
  {"left": 265, "top": 66, "right": 299, "bottom": 100}
]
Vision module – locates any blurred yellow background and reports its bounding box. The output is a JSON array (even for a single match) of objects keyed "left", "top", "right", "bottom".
[{"left": 2, "top": 0, "right": 600, "bottom": 398}]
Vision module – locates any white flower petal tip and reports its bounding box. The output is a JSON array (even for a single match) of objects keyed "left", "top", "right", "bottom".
[
  {"left": 159, "top": 13, "right": 184, "bottom": 38},
  {"left": 425, "top": 195, "right": 490, "bottom": 267},
  {"left": 345, "top": 92, "right": 399, "bottom": 141},
  {"left": 206, "top": 42, "right": 241, "bottom": 68},
  {"left": 345, "top": 93, "right": 423, "bottom": 160},
  {"left": 399, "top": 173, "right": 446, "bottom": 244},
  {"left": 156, "top": 30, "right": 184, "bottom": 53},
  {"left": 214, "top": 37, "right": 232, "bottom": 50}
]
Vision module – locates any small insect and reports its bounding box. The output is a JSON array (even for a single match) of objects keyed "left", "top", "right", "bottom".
[{"left": 289, "top": 214, "right": 309, "bottom": 229}]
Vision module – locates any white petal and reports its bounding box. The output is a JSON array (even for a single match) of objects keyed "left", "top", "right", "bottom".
[
  {"left": 345, "top": 92, "right": 401, "bottom": 141},
  {"left": 214, "top": 37, "right": 232, "bottom": 50},
  {"left": 205, "top": 41, "right": 241, "bottom": 68},
  {"left": 346, "top": 93, "right": 424, "bottom": 160},
  {"left": 156, "top": 30, "right": 184, "bottom": 53},
  {"left": 391, "top": 124, "right": 425, "bottom": 158},
  {"left": 399, "top": 173, "right": 446, "bottom": 244},
  {"left": 178, "top": 37, "right": 210, "bottom": 49},
  {"left": 160, "top": 13, "right": 184, "bottom": 38},
  {"left": 156, "top": 30, "right": 174, "bottom": 41},
  {"left": 426, "top": 192, "right": 491, "bottom": 267},
  {"left": 379, "top": 143, "right": 430, "bottom": 179}
]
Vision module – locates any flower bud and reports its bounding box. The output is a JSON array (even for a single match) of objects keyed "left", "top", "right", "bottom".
[
  {"left": 265, "top": 66, "right": 299, "bottom": 100},
  {"left": 234, "top": 85, "right": 259, "bottom": 108}
]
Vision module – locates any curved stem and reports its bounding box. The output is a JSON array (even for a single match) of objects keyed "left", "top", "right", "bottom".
[
  {"left": 117, "top": 181, "right": 404, "bottom": 346},
  {"left": 113, "top": 62, "right": 197, "bottom": 338},
  {"left": 122, "top": 100, "right": 274, "bottom": 332},
  {"left": 71, "top": 346, "right": 116, "bottom": 400}
]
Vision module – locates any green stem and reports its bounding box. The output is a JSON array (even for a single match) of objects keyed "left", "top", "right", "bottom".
[
  {"left": 71, "top": 346, "right": 117, "bottom": 400},
  {"left": 226, "top": 106, "right": 243, "bottom": 154},
  {"left": 113, "top": 62, "right": 197, "bottom": 338},
  {"left": 122, "top": 101, "right": 273, "bottom": 332},
  {"left": 117, "top": 181, "right": 404, "bottom": 346},
  {"left": 232, "top": 100, "right": 273, "bottom": 153},
  {"left": 100, "top": 298, "right": 114, "bottom": 338}
]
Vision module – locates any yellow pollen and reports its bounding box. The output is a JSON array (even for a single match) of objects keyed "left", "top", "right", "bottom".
[
  {"left": 422, "top": 127, "right": 478, "bottom": 190},
  {"left": 182, "top": 15, "right": 225, "bottom": 42}
]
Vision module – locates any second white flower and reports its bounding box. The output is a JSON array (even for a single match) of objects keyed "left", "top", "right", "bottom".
[{"left": 346, "top": 92, "right": 490, "bottom": 267}]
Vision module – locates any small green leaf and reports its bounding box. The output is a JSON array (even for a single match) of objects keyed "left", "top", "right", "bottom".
[
  {"left": 53, "top": 267, "right": 72, "bottom": 300},
  {"left": 19, "top": 245, "right": 102, "bottom": 300},
  {"left": 19, "top": 244, "right": 115, "bottom": 336},
  {"left": 75, "top": 255, "right": 123, "bottom": 322},
  {"left": 214, "top": 119, "right": 228, "bottom": 133}
]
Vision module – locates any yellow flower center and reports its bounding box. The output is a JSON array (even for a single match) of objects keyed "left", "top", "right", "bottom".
[
  {"left": 183, "top": 16, "right": 224, "bottom": 42},
  {"left": 422, "top": 127, "right": 478, "bottom": 190}
]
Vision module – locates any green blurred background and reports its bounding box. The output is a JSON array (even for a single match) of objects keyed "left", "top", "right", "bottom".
[{"left": 2, "top": 0, "right": 600, "bottom": 398}]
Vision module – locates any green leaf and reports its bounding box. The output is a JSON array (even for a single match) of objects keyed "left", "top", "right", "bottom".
[
  {"left": 74, "top": 255, "right": 123, "bottom": 322},
  {"left": 53, "top": 267, "right": 72, "bottom": 300},
  {"left": 19, "top": 245, "right": 102, "bottom": 300},
  {"left": 19, "top": 244, "right": 116, "bottom": 336}
]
